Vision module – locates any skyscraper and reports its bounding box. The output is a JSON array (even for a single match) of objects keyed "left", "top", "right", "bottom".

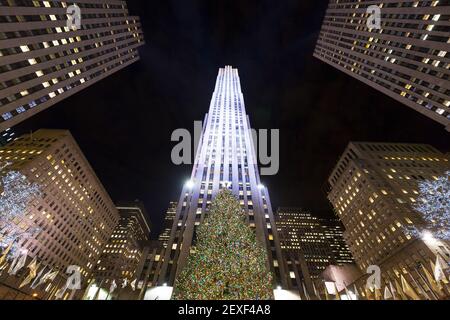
[
  {"left": 158, "top": 202, "right": 177, "bottom": 249},
  {"left": 94, "top": 201, "right": 150, "bottom": 288},
  {"left": 327, "top": 142, "right": 450, "bottom": 298},
  {"left": 314, "top": 1, "right": 450, "bottom": 130},
  {"left": 275, "top": 208, "right": 354, "bottom": 295},
  {"left": 159, "top": 66, "right": 287, "bottom": 288},
  {"left": 0, "top": 129, "right": 119, "bottom": 297},
  {"left": 0, "top": 0, "right": 144, "bottom": 131}
]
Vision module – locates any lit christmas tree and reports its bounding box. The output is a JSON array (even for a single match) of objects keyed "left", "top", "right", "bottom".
[
  {"left": 408, "top": 171, "right": 450, "bottom": 240},
  {"left": 173, "top": 189, "right": 274, "bottom": 300},
  {"left": 0, "top": 166, "right": 41, "bottom": 256}
]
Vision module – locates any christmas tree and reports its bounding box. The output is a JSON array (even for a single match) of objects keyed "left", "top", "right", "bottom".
[
  {"left": 408, "top": 171, "right": 450, "bottom": 240},
  {"left": 0, "top": 166, "right": 41, "bottom": 256},
  {"left": 173, "top": 189, "right": 274, "bottom": 300}
]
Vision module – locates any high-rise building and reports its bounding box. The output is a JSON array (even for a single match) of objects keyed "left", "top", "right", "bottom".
[
  {"left": 94, "top": 201, "right": 151, "bottom": 287},
  {"left": 275, "top": 208, "right": 354, "bottom": 296},
  {"left": 159, "top": 66, "right": 287, "bottom": 287},
  {"left": 0, "top": 0, "right": 144, "bottom": 131},
  {"left": 314, "top": 1, "right": 450, "bottom": 130},
  {"left": 158, "top": 202, "right": 177, "bottom": 249},
  {"left": 0, "top": 129, "right": 119, "bottom": 297},
  {"left": 327, "top": 142, "right": 450, "bottom": 298}
]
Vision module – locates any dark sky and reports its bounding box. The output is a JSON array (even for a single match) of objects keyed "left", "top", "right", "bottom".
[{"left": 14, "top": 0, "right": 449, "bottom": 237}]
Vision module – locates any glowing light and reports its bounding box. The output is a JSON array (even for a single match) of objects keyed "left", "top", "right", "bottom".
[
  {"left": 258, "top": 184, "right": 265, "bottom": 190},
  {"left": 185, "top": 180, "right": 195, "bottom": 190}
]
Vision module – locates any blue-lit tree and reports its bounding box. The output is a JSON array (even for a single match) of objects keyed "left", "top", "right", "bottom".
[
  {"left": 408, "top": 171, "right": 450, "bottom": 240},
  {"left": 0, "top": 166, "right": 41, "bottom": 256}
]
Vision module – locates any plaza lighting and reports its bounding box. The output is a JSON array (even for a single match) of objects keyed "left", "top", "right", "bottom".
[{"left": 185, "top": 180, "right": 195, "bottom": 190}]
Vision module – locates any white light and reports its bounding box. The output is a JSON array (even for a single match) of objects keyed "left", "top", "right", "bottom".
[
  {"left": 276, "top": 285, "right": 282, "bottom": 290},
  {"left": 185, "top": 180, "right": 194, "bottom": 190},
  {"left": 163, "top": 283, "right": 167, "bottom": 287},
  {"left": 422, "top": 231, "right": 438, "bottom": 245},
  {"left": 258, "top": 184, "right": 265, "bottom": 190}
]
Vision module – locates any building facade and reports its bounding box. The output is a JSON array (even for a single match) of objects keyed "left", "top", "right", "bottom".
[
  {"left": 94, "top": 201, "right": 150, "bottom": 288},
  {"left": 275, "top": 207, "right": 354, "bottom": 297},
  {"left": 159, "top": 66, "right": 288, "bottom": 288},
  {"left": 0, "top": 128, "right": 15, "bottom": 146},
  {"left": 314, "top": 1, "right": 450, "bottom": 130},
  {"left": 158, "top": 202, "right": 177, "bottom": 249},
  {"left": 0, "top": 129, "right": 119, "bottom": 299},
  {"left": 0, "top": 0, "right": 144, "bottom": 131},
  {"left": 327, "top": 142, "right": 450, "bottom": 299}
]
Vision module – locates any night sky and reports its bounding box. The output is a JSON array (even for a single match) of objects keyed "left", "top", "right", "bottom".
[{"left": 14, "top": 0, "right": 449, "bottom": 237}]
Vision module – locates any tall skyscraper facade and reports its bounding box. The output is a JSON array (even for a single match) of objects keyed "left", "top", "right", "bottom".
[
  {"left": 0, "top": 129, "right": 119, "bottom": 286},
  {"left": 0, "top": 0, "right": 144, "bottom": 131},
  {"left": 158, "top": 202, "right": 177, "bottom": 249},
  {"left": 95, "top": 201, "right": 150, "bottom": 287},
  {"left": 327, "top": 142, "right": 450, "bottom": 297},
  {"left": 275, "top": 208, "right": 354, "bottom": 295},
  {"left": 314, "top": 1, "right": 450, "bottom": 130},
  {"left": 159, "top": 66, "right": 287, "bottom": 287}
]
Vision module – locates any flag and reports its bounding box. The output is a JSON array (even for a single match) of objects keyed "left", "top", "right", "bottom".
[
  {"left": 0, "top": 242, "right": 13, "bottom": 266},
  {"left": 130, "top": 279, "right": 137, "bottom": 291},
  {"left": 30, "top": 266, "right": 46, "bottom": 289},
  {"left": 389, "top": 281, "right": 398, "bottom": 300},
  {"left": 19, "top": 258, "right": 39, "bottom": 288},
  {"left": 434, "top": 256, "right": 449, "bottom": 284},
  {"left": 383, "top": 286, "right": 393, "bottom": 300},
  {"left": 364, "top": 286, "right": 373, "bottom": 300},
  {"left": 343, "top": 282, "right": 351, "bottom": 300},
  {"left": 312, "top": 282, "right": 321, "bottom": 300},
  {"left": 31, "top": 269, "right": 57, "bottom": 289},
  {"left": 121, "top": 278, "right": 128, "bottom": 289},
  {"left": 109, "top": 280, "right": 117, "bottom": 294},
  {"left": 421, "top": 263, "right": 443, "bottom": 294},
  {"left": 374, "top": 287, "right": 382, "bottom": 300},
  {"left": 8, "top": 251, "right": 27, "bottom": 275},
  {"left": 394, "top": 278, "right": 406, "bottom": 300},
  {"left": 401, "top": 275, "right": 420, "bottom": 300},
  {"left": 302, "top": 281, "right": 310, "bottom": 300},
  {"left": 93, "top": 280, "right": 104, "bottom": 300},
  {"left": 55, "top": 284, "right": 68, "bottom": 300}
]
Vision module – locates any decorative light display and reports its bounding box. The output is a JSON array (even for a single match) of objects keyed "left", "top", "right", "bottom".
[
  {"left": 407, "top": 171, "right": 450, "bottom": 240},
  {"left": 0, "top": 168, "right": 41, "bottom": 256},
  {"left": 173, "top": 190, "right": 274, "bottom": 300}
]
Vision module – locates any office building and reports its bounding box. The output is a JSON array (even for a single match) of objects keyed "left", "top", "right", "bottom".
[
  {"left": 158, "top": 202, "right": 177, "bottom": 249},
  {"left": 0, "top": 0, "right": 144, "bottom": 131},
  {"left": 275, "top": 208, "right": 354, "bottom": 296},
  {"left": 94, "top": 201, "right": 150, "bottom": 287},
  {"left": 314, "top": 1, "right": 450, "bottom": 130}
]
